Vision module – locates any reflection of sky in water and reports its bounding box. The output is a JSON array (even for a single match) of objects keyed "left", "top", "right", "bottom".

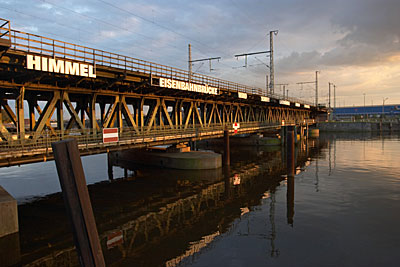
[
  {"left": 1, "top": 135, "right": 400, "bottom": 266},
  {"left": 0, "top": 153, "right": 123, "bottom": 202},
  {"left": 185, "top": 137, "right": 400, "bottom": 267}
]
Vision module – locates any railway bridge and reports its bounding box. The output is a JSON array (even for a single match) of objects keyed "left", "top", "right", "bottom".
[{"left": 0, "top": 18, "right": 323, "bottom": 167}]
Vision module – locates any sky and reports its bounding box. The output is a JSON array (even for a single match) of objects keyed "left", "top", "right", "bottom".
[{"left": 1, "top": 0, "right": 400, "bottom": 106}]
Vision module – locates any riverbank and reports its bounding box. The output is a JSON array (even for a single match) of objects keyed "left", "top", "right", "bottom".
[{"left": 317, "top": 121, "right": 400, "bottom": 132}]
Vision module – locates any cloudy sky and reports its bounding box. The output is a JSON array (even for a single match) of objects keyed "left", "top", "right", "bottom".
[{"left": 1, "top": 0, "right": 400, "bottom": 106}]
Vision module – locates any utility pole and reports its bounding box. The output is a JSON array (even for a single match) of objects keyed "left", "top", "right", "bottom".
[
  {"left": 276, "top": 83, "right": 288, "bottom": 98},
  {"left": 334, "top": 85, "right": 336, "bottom": 108},
  {"left": 297, "top": 71, "right": 319, "bottom": 107},
  {"left": 266, "top": 75, "right": 269, "bottom": 95},
  {"left": 363, "top": 93, "right": 366, "bottom": 107},
  {"left": 234, "top": 30, "right": 277, "bottom": 95},
  {"left": 269, "top": 30, "right": 278, "bottom": 95},
  {"left": 334, "top": 84, "right": 336, "bottom": 120},
  {"left": 328, "top": 83, "right": 331, "bottom": 110},
  {"left": 328, "top": 82, "right": 332, "bottom": 120},
  {"left": 188, "top": 43, "right": 221, "bottom": 74},
  {"left": 363, "top": 93, "right": 366, "bottom": 119},
  {"left": 382, "top": 97, "right": 388, "bottom": 120},
  {"left": 188, "top": 44, "right": 192, "bottom": 79},
  {"left": 315, "top": 71, "right": 320, "bottom": 107}
]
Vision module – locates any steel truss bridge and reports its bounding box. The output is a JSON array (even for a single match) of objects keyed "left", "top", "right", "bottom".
[{"left": 0, "top": 19, "right": 323, "bottom": 167}]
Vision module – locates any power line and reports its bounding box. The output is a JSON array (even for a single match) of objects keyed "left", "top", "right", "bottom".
[
  {"left": 0, "top": 6, "right": 195, "bottom": 67},
  {"left": 37, "top": 0, "right": 183, "bottom": 51},
  {"left": 37, "top": 0, "right": 246, "bottom": 73},
  {"left": 228, "top": 0, "right": 267, "bottom": 29},
  {"left": 96, "top": 0, "right": 277, "bottom": 81},
  {"left": 0, "top": 7, "right": 162, "bottom": 60},
  {"left": 96, "top": 0, "right": 236, "bottom": 59}
]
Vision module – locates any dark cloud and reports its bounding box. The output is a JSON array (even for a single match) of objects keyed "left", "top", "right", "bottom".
[{"left": 277, "top": 0, "right": 400, "bottom": 72}]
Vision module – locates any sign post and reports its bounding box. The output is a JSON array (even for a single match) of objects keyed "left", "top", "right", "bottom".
[{"left": 233, "top": 122, "right": 240, "bottom": 134}]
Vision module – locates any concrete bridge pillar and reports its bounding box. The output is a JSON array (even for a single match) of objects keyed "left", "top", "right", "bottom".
[{"left": 0, "top": 186, "right": 20, "bottom": 266}]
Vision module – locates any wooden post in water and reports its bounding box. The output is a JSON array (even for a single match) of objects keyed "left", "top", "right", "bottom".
[
  {"left": 52, "top": 139, "right": 106, "bottom": 267},
  {"left": 286, "top": 126, "right": 295, "bottom": 176},
  {"left": 107, "top": 152, "right": 114, "bottom": 181},
  {"left": 286, "top": 126, "right": 295, "bottom": 225},
  {"left": 281, "top": 126, "right": 286, "bottom": 146},
  {"left": 224, "top": 127, "right": 230, "bottom": 166}
]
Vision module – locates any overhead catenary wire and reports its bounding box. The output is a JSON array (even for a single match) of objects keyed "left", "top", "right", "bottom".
[
  {"left": 2, "top": 1, "right": 315, "bottom": 103},
  {"left": 0, "top": 6, "right": 193, "bottom": 65},
  {"left": 36, "top": 0, "right": 248, "bottom": 73}
]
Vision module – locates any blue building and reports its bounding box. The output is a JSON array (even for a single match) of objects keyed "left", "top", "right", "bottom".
[{"left": 333, "top": 105, "right": 400, "bottom": 120}]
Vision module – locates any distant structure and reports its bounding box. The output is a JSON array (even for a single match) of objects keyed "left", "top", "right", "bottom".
[{"left": 333, "top": 105, "right": 400, "bottom": 120}]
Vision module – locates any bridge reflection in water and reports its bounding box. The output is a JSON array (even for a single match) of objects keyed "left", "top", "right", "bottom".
[{"left": 11, "top": 138, "right": 325, "bottom": 267}]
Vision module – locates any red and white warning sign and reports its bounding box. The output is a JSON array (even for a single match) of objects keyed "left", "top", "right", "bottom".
[
  {"left": 233, "top": 122, "right": 240, "bottom": 134},
  {"left": 106, "top": 230, "right": 123, "bottom": 249},
  {"left": 103, "top": 128, "right": 119, "bottom": 143}
]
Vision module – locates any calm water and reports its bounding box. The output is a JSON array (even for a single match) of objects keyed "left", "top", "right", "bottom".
[{"left": 0, "top": 133, "right": 399, "bottom": 266}]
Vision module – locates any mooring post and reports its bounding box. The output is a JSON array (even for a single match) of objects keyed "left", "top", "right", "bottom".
[
  {"left": 224, "top": 127, "right": 230, "bottom": 166},
  {"left": 281, "top": 126, "right": 286, "bottom": 146},
  {"left": 306, "top": 124, "right": 309, "bottom": 139},
  {"left": 286, "top": 126, "right": 295, "bottom": 176},
  {"left": 286, "top": 125, "right": 295, "bottom": 225},
  {"left": 52, "top": 139, "right": 106, "bottom": 267}
]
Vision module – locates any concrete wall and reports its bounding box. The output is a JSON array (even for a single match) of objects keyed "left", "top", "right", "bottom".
[
  {"left": 0, "top": 186, "right": 18, "bottom": 238},
  {"left": 317, "top": 122, "right": 400, "bottom": 132},
  {"left": 0, "top": 186, "right": 20, "bottom": 266}
]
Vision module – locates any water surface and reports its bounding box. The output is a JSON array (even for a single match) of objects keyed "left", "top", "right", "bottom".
[{"left": 0, "top": 133, "right": 399, "bottom": 266}]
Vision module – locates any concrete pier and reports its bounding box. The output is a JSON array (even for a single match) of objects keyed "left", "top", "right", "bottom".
[
  {"left": 309, "top": 128, "right": 320, "bottom": 138},
  {"left": 0, "top": 186, "right": 18, "bottom": 238},
  {"left": 116, "top": 149, "right": 222, "bottom": 170}
]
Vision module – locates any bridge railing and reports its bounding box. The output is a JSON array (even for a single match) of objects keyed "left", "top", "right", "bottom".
[
  {"left": 0, "top": 23, "right": 313, "bottom": 106},
  {"left": 0, "top": 122, "right": 281, "bottom": 154}
]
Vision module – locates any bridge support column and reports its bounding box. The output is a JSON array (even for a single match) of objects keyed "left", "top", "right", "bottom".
[
  {"left": 286, "top": 126, "right": 295, "bottom": 225},
  {"left": 224, "top": 128, "right": 230, "bottom": 166},
  {"left": 17, "top": 87, "right": 25, "bottom": 144}
]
